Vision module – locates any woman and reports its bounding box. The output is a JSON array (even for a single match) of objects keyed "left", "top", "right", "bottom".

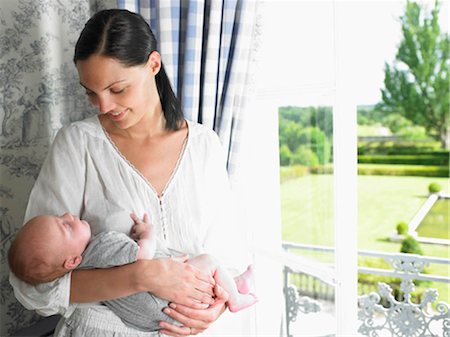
[{"left": 10, "top": 9, "right": 246, "bottom": 336}]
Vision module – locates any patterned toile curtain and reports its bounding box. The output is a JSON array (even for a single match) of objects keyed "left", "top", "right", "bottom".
[
  {"left": 0, "top": 0, "right": 115, "bottom": 335},
  {"left": 117, "top": 0, "right": 258, "bottom": 180}
]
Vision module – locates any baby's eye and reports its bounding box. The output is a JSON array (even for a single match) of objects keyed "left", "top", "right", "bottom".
[{"left": 85, "top": 91, "right": 95, "bottom": 97}]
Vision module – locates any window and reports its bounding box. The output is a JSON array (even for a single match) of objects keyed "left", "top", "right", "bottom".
[
  {"left": 242, "top": 1, "right": 449, "bottom": 336},
  {"left": 241, "top": 1, "right": 357, "bottom": 335}
]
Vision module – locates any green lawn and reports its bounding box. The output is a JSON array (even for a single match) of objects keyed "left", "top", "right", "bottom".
[
  {"left": 417, "top": 199, "right": 450, "bottom": 239},
  {"left": 280, "top": 174, "right": 450, "bottom": 302}
]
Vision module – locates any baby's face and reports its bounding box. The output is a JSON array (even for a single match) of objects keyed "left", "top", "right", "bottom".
[{"left": 47, "top": 213, "right": 91, "bottom": 256}]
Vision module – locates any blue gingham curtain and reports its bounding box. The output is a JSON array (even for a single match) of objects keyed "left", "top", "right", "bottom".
[{"left": 117, "top": 0, "right": 257, "bottom": 178}]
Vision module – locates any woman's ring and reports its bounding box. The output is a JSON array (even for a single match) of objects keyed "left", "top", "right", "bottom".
[{"left": 190, "top": 328, "right": 193, "bottom": 335}]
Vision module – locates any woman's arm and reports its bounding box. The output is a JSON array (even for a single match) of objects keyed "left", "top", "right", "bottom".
[{"left": 70, "top": 257, "right": 216, "bottom": 309}]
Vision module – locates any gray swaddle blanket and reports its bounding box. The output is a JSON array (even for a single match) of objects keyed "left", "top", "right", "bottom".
[{"left": 79, "top": 231, "right": 180, "bottom": 332}]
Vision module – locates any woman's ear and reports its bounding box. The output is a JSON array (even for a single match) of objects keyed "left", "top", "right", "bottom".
[
  {"left": 63, "top": 255, "right": 83, "bottom": 270},
  {"left": 147, "top": 51, "right": 161, "bottom": 76}
]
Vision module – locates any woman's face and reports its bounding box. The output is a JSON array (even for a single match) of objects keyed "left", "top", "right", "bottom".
[{"left": 76, "top": 54, "right": 161, "bottom": 130}]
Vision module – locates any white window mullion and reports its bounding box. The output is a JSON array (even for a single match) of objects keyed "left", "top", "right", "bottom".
[
  {"left": 333, "top": 1, "right": 359, "bottom": 335},
  {"left": 333, "top": 99, "right": 358, "bottom": 336}
]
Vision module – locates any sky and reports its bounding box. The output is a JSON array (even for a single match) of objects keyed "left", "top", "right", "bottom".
[{"left": 255, "top": 0, "right": 449, "bottom": 106}]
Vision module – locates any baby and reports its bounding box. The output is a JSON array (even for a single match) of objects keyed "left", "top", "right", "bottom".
[{"left": 8, "top": 212, "right": 257, "bottom": 332}]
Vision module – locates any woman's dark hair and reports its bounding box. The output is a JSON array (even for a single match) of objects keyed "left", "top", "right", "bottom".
[{"left": 74, "top": 9, "right": 183, "bottom": 130}]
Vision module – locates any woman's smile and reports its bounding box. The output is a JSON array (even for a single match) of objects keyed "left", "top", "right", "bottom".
[{"left": 108, "top": 108, "right": 129, "bottom": 122}]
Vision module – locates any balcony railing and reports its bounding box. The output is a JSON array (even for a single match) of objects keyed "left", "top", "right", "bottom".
[{"left": 282, "top": 241, "right": 450, "bottom": 337}]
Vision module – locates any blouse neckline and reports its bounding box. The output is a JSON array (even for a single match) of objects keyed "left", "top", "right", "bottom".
[{"left": 95, "top": 115, "right": 190, "bottom": 199}]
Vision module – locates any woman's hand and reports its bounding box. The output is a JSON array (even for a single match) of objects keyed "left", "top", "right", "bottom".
[
  {"left": 137, "top": 256, "right": 216, "bottom": 309},
  {"left": 159, "top": 284, "right": 229, "bottom": 336}
]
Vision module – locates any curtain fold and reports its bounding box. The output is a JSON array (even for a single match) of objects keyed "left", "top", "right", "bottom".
[{"left": 118, "top": 0, "right": 258, "bottom": 180}]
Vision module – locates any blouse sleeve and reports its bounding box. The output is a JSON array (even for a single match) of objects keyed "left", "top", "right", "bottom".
[
  {"left": 23, "top": 125, "right": 86, "bottom": 221},
  {"left": 201, "top": 132, "right": 249, "bottom": 276},
  {"left": 9, "top": 272, "right": 72, "bottom": 317},
  {"left": 9, "top": 125, "right": 86, "bottom": 317}
]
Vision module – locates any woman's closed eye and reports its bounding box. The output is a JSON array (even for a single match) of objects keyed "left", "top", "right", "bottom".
[
  {"left": 84, "top": 87, "right": 126, "bottom": 96},
  {"left": 110, "top": 87, "right": 126, "bottom": 94}
]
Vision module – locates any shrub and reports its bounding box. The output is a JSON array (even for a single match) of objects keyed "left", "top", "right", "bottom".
[
  {"left": 400, "top": 235, "right": 423, "bottom": 255},
  {"left": 291, "top": 145, "right": 319, "bottom": 166},
  {"left": 396, "top": 221, "right": 408, "bottom": 235},
  {"left": 280, "top": 165, "right": 309, "bottom": 183},
  {"left": 428, "top": 182, "right": 442, "bottom": 194}
]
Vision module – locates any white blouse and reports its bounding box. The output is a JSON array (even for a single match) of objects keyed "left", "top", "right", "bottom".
[{"left": 10, "top": 115, "right": 246, "bottom": 318}]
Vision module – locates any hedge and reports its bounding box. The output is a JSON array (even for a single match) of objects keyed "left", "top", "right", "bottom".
[
  {"left": 358, "top": 164, "right": 449, "bottom": 177},
  {"left": 310, "top": 165, "right": 334, "bottom": 174},
  {"left": 280, "top": 164, "right": 448, "bottom": 181},
  {"left": 358, "top": 141, "right": 441, "bottom": 155},
  {"left": 358, "top": 154, "right": 449, "bottom": 166},
  {"left": 311, "top": 164, "right": 449, "bottom": 177}
]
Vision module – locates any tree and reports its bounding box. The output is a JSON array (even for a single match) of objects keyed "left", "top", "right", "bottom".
[
  {"left": 281, "top": 120, "right": 303, "bottom": 153},
  {"left": 279, "top": 144, "right": 292, "bottom": 166},
  {"left": 379, "top": 1, "right": 450, "bottom": 149},
  {"left": 279, "top": 106, "right": 333, "bottom": 138},
  {"left": 297, "top": 127, "right": 332, "bottom": 164}
]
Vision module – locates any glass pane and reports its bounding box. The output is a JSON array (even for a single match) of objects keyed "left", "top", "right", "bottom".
[
  {"left": 355, "top": 1, "right": 450, "bottom": 336},
  {"left": 257, "top": 1, "right": 337, "bottom": 336}
]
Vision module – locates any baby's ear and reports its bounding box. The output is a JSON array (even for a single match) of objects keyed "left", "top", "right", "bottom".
[{"left": 63, "top": 255, "right": 82, "bottom": 270}]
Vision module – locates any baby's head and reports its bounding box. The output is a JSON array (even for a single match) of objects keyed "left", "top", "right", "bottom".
[{"left": 8, "top": 213, "right": 91, "bottom": 284}]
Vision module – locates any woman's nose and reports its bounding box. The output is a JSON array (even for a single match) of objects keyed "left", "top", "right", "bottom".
[{"left": 98, "top": 96, "right": 115, "bottom": 114}]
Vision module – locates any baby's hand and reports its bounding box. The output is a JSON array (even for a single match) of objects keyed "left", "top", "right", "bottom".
[
  {"left": 130, "top": 213, "right": 152, "bottom": 240},
  {"left": 131, "top": 213, "right": 156, "bottom": 260}
]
